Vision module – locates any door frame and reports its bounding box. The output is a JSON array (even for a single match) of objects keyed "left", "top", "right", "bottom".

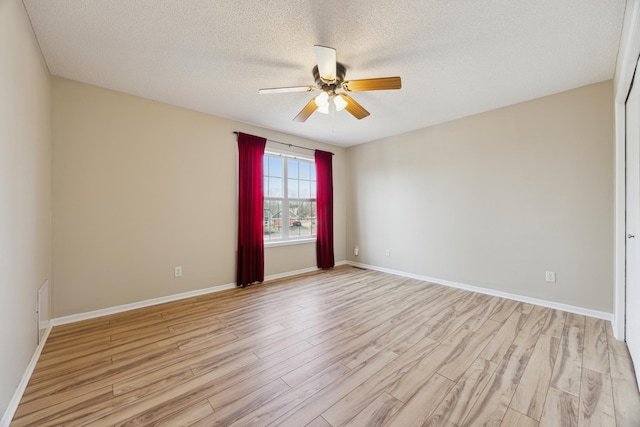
[{"left": 614, "top": 0, "right": 640, "bottom": 341}]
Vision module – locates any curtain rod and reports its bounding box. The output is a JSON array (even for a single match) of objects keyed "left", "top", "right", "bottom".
[{"left": 233, "top": 132, "right": 334, "bottom": 155}]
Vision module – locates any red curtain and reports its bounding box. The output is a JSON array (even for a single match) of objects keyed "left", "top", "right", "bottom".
[
  {"left": 315, "top": 150, "right": 335, "bottom": 269},
  {"left": 236, "top": 132, "right": 266, "bottom": 286}
]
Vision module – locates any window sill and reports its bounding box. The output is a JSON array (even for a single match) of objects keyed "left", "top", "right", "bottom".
[{"left": 265, "top": 238, "right": 316, "bottom": 248}]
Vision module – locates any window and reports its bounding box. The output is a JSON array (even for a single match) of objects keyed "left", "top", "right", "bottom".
[{"left": 263, "top": 152, "right": 316, "bottom": 242}]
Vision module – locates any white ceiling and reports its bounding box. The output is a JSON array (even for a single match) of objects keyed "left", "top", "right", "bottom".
[{"left": 23, "top": 0, "right": 626, "bottom": 147}]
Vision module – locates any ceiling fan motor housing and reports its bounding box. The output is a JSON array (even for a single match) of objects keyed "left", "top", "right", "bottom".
[{"left": 313, "top": 63, "right": 346, "bottom": 94}]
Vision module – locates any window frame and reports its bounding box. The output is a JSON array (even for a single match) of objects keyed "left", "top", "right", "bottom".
[{"left": 263, "top": 149, "right": 317, "bottom": 245}]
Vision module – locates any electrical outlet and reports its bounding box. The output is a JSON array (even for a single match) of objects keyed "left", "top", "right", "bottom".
[
  {"left": 175, "top": 266, "right": 182, "bottom": 277},
  {"left": 385, "top": 249, "right": 390, "bottom": 257},
  {"left": 354, "top": 246, "right": 359, "bottom": 256},
  {"left": 545, "top": 271, "right": 556, "bottom": 283}
]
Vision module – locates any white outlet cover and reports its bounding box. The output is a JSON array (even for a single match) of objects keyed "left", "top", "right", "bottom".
[{"left": 545, "top": 271, "right": 556, "bottom": 283}]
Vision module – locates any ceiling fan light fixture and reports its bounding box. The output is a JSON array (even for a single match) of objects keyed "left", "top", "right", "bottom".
[
  {"left": 315, "top": 92, "right": 330, "bottom": 114},
  {"left": 260, "top": 46, "right": 401, "bottom": 122},
  {"left": 334, "top": 94, "right": 348, "bottom": 112}
]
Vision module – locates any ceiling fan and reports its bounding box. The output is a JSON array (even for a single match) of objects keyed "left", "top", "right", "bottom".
[{"left": 258, "top": 45, "right": 401, "bottom": 122}]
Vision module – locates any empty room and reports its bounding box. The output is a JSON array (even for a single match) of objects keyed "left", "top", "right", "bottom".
[{"left": 3, "top": 0, "right": 640, "bottom": 425}]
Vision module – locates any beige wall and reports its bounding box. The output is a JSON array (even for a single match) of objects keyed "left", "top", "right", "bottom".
[
  {"left": 0, "top": 0, "right": 52, "bottom": 418},
  {"left": 347, "top": 81, "right": 614, "bottom": 312},
  {"left": 52, "top": 78, "right": 346, "bottom": 317}
]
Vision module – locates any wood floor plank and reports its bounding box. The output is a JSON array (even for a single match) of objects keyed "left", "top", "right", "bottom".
[
  {"left": 510, "top": 334, "right": 560, "bottom": 420},
  {"left": 154, "top": 400, "right": 214, "bottom": 427},
  {"left": 520, "top": 302, "right": 535, "bottom": 315},
  {"left": 110, "top": 335, "right": 247, "bottom": 394},
  {"left": 257, "top": 297, "right": 373, "bottom": 351},
  {"left": 436, "top": 319, "right": 501, "bottom": 381},
  {"left": 209, "top": 362, "right": 351, "bottom": 420},
  {"left": 46, "top": 318, "right": 110, "bottom": 337},
  {"left": 32, "top": 323, "right": 231, "bottom": 387},
  {"left": 119, "top": 324, "right": 396, "bottom": 426},
  {"left": 115, "top": 326, "right": 232, "bottom": 363},
  {"left": 294, "top": 306, "right": 379, "bottom": 346},
  {"left": 21, "top": 338, "right": 187, "bottom": 402},
  {"left": 176, "top": 329, "right": 237, "bottom": 351},
  {"left": 37, "top": 335, "right": 112, "bottom": 362},
  {"left": 268, "top": 350, "right": 399, "bottom": 427},
  {"left": 578, "top": 368, "right": 616, "bottom": 427},
  {"left": 43, "top": 320, "right": 111, "bottom": 346},
  {"left": 187, "top": 378, "right": 291, "bottom": 426},
  {"left": 114, "top": 352, "right": 256, "bottom": 396},
  {"left": 425, "top": 304, "right": 477, "bottom": 341},
  {"left": 461, "top": 345, "right": 531, "bottom": 426},
  {"left": 341, "top": 392, "right": 403, "bottom": 427},
  {"left": 583, "top": 316, "right": 610, "bottom": 374},
  {"left": 500, "top": 408, "right": 538, "bottom": 427},
  {"left": 463, "top": 295, "right": 505, "bottom": 332},
  {"left": 541, "top": 309, "right": 567, "bottom": 338},
  {"left": 28, "top": 356, "right": 113, "bottom": 386},
  {"left": 385, "top": 317, "right": 436, "bottom": 355},
  {"left": 480, "top": 309, "right": 527, "bottom": 364},
  {"left": 229, "top": 363, "right": 351, "bottom": 427},
  {"left": 11, "top": 267, "right": 636, "bottom": 427},
  {"left": 81, "top": 356, "right": 278, "bottom": 426},
  {"left": 384, "top": 374, "right": 454, "bottom": 427},
  {"left": 166, "top": 314, "right": 223, "bottom": 333},
  {"left": 387, "top": 327, "right": 471, "bottom": 402},
  {"left": 305, "top": 416, "right": 332, "bottom": 427},
  {"left": 279, "top": 310, "right": 408, "bottom": 389},
  {"left": 550, "top": 314, "right": 585, "bottom": 396},
  {"left": 424, "top": 357, "right": 498, "bottom": 427},
  {"left": 489, "top": 298, "right": 520, "bottom": 323},
  {"left": 605, "top": 321, "right": 632, "bottom": 359},
  {"left": 608, "top": 351, "right": 640, "bottom": 427},
  {"left": 539, "top": 387, "right": 579, "bottom": 427},
  {"left": 117, "top": 332, "right": 353, "bottom": 426},
  {"left": 11, "top": 386, "right": 113, "bottom": 426},
  {"left": 513, "top": 305, "right": 550, "bottom": 350},
  {"left": 322, "top": 335, "right": 439, "bottom": 426},
  {"left": 442, "top": 288, "right": 475, "bottom": 312},
  {"left": 339, "top": 313, "right": 429, "bottom": 369},
  {"left": 389, "top": 319, "right": 499, "bottom": 402}
]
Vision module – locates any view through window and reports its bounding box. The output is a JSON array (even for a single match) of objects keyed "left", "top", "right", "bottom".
[{"left": 263, "top": 153, "right": 317, "bottom": 241}]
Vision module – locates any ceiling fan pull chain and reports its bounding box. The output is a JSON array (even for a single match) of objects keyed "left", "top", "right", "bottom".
[{"left": 330, "top": 100, "right": 336, "bottom": 133}]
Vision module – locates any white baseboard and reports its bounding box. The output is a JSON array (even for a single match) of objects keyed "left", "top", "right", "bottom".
[
  {"left": 1, "top": 321, "right": 53, "bottom": 427},
  {"left": 265, "top": 266, "right": 322, "bottom": 281},
  {"left": 52, "top": 282, "right": 237, "bottom": 326},
  {"left": 347, "top": 261, "right": 613, "bottom": 322},
  {"left": 53, "top": 261, "right": 349, "bottom": 326},
  {"left": 264, "top": 260, "right": 347, "bottom": 282}
]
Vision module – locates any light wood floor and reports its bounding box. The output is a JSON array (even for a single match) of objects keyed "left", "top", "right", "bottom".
[{"left": 11, "top": 266, "right": 640, "bottom": 426}]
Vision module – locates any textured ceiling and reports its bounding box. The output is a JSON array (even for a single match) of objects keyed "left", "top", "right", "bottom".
[{"left": 23, "top": 0, "right": 626, "bottom": 147}]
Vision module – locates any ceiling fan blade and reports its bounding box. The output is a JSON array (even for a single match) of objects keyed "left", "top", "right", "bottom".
[
  {"left": 293, "top": 97, "right": 319, "bottom": 122},
  {"left": 343, "top": 77, "right": 402, "bottom": 92},
  {"left": 314, "top": 45, "right": 337, "bottom": 82},
  {"left": 341, "top": 94, "right": 370, "bottom": 120},
  {"left": 259, "top": 86, "right": 316, "bottom": 94}
]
